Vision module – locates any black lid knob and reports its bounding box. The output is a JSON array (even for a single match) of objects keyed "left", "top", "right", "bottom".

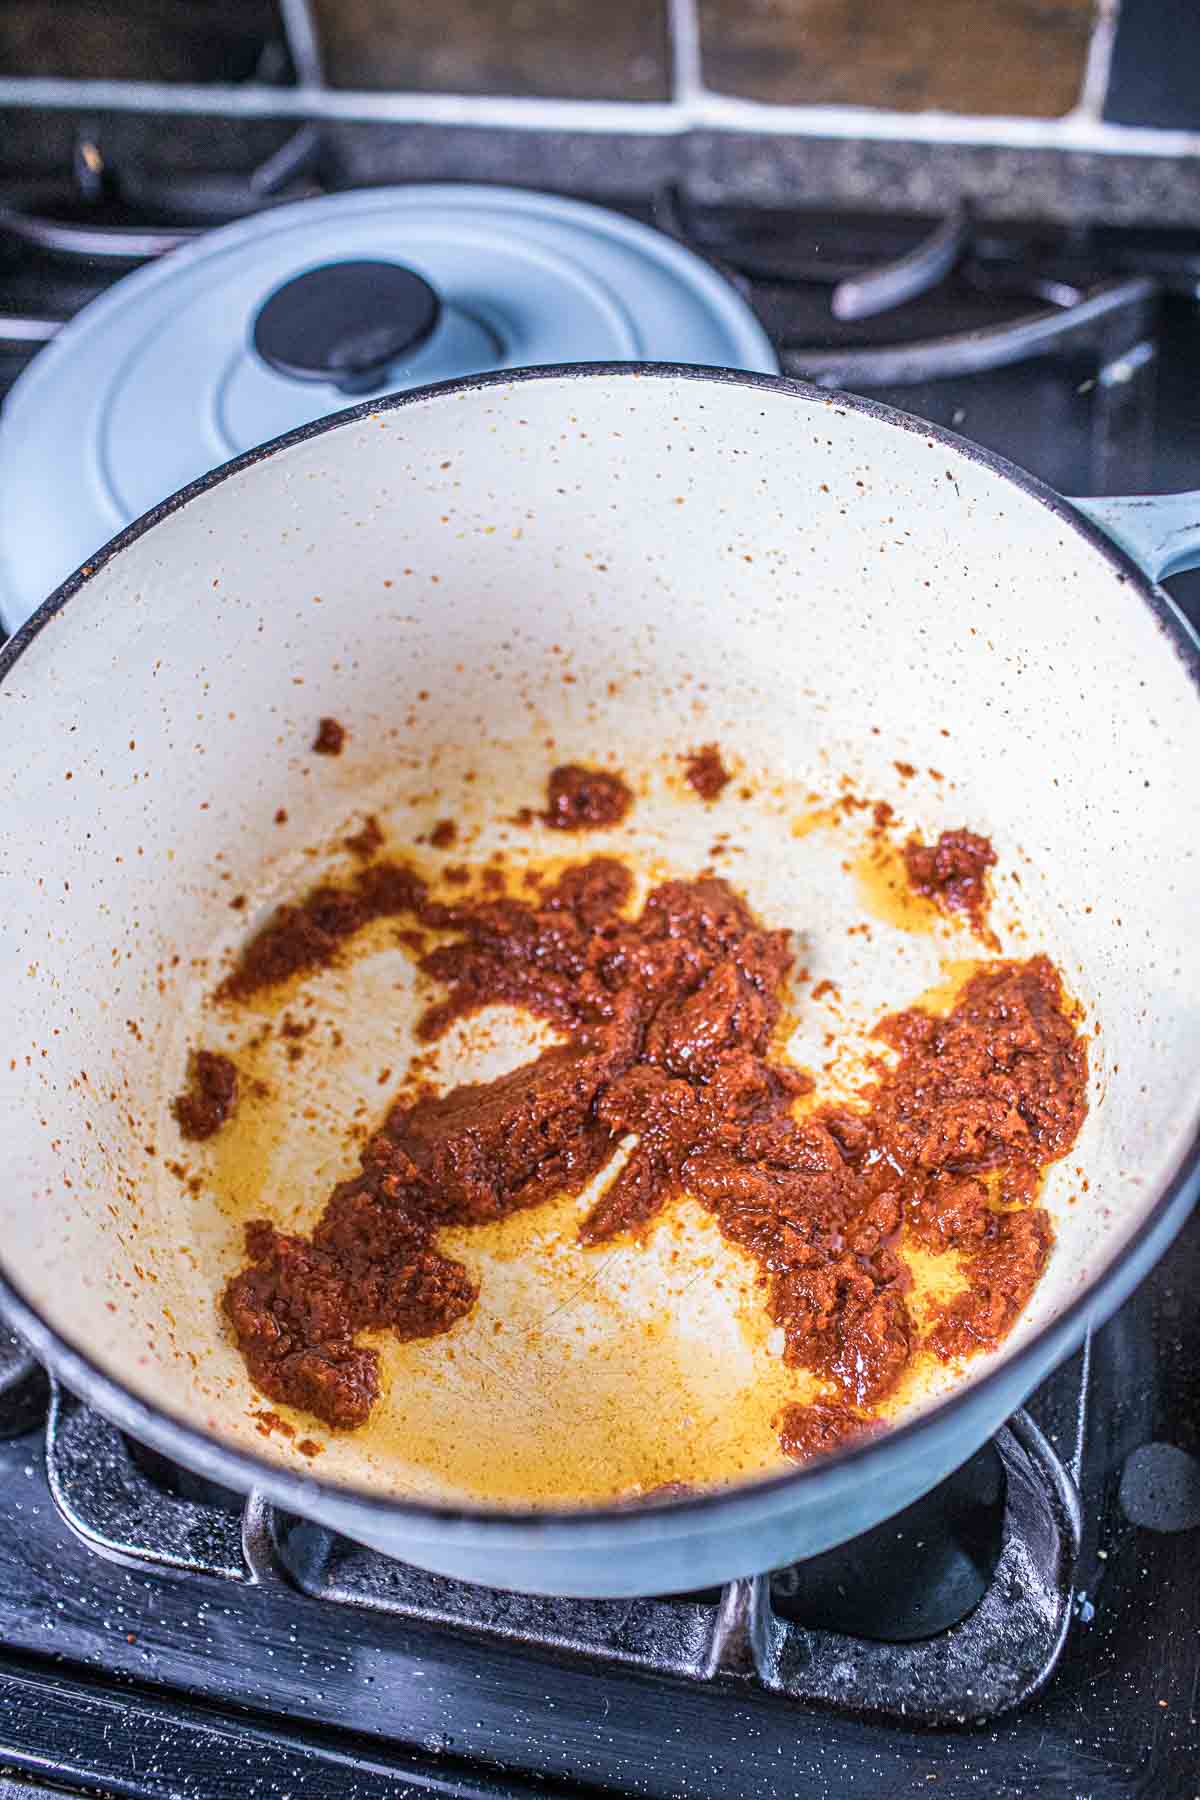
[{"left": 252, "top": 259, "right": 441, "bottom": 394}]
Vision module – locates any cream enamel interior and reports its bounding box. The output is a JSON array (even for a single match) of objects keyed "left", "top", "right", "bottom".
[{"left": 2, "top": 371, "right": 1198, "bottom": 1513}]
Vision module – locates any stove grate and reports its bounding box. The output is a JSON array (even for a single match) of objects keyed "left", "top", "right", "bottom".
[{"left": 44, "top": 1380, "right": 1078, "bottom": 1726}]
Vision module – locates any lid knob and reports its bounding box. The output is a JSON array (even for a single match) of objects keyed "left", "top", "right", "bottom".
[{"left": 252, "top": 259, "right": 441, "bottom": 394}]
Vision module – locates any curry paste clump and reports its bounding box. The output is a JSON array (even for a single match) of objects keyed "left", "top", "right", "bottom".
[
  {"left": 172, "top": 1050, "right": 239, "bottom": 1141},
  {"left": 217, "top": 843, "right": 1086, "bottom": 1453}
]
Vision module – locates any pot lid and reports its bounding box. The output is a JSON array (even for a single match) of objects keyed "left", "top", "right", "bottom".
[{"left": 0, "top": 185, "right": 777, "bottom": 632}]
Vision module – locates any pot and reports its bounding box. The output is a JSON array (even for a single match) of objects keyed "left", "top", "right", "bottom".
[{"left": 1, "top": 364, "right": 1198, "bottom": 1598}]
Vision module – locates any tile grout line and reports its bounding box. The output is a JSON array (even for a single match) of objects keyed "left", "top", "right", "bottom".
[
  {"left": 1075, "top": 0, "right": 1123, "bottom": 124},
  {"left": 0, "top": 73, "right": 1199, "bottom": 161},
  {"left": 666, "top": 0, "right": 705, "bottom": 107},
  {"left": 277, "top": 0, "right": 326, "bottom": 91}
]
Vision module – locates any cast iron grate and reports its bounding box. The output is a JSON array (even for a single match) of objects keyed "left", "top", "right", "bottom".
[{"left": 43, "top": 1382, "right": 1079, "bottom": 1726}]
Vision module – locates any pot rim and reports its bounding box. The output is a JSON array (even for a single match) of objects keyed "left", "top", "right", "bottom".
[{"left": 2, "top": 360, "right": 1198, "bottom": 1545}]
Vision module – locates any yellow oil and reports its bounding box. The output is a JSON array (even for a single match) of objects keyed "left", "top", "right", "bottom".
[
  {"left": 852, "top": 837, "right": 941, "bottom": 934},
  {"left": 169, "top": 827, "right": 1029, "bottom": 1505}
]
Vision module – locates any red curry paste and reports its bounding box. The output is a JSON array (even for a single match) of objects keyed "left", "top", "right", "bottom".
[
  {"left": 344, "top": 815, "right": 384, "bottom": 860},
  {"left": 312, "top": 717, "right": 346, "bottom": 756},
  {"left": 541, "top": 764, "right": 632, "bottom": 831},
  {"left": 172, "top": 1050, "right": 239, "bottom": 1141},
  {"left": 682, "top": 744, "right": 732, "bottom": 802},
  {"left": 903, "top": 828, "right": 997, "bottom": 930},
  {"left": 219, "top": 833, "right": 1087, "bottom": 1453},
  {"left": 777, "top": 1398, "right": 878, "bottom": 1462}
]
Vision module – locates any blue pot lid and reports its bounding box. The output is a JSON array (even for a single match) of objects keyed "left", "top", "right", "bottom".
[{"left": 0, "top": 185, "right": 777, "bottom": 632}]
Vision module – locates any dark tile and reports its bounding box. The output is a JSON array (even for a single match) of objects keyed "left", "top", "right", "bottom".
[
  {"left": 698, "top": 0, "right": 1096, "bottom": 116},
  {"left": 1104, "top": 0, "right": 1200, "bottom": 129},
  {"left": 0, "top": 0, "right": 285, "bottom": 83},
  {"left": 312, "top": 0, "right": 670, "bottom": 100}
]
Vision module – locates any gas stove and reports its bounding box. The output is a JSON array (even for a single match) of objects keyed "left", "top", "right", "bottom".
[
  {"left": 0, "top": 1211, "right": 1196, "bottom": 1800},
  {"left": 0, "top": 123, "right": 1198, "bottom": 1800}
]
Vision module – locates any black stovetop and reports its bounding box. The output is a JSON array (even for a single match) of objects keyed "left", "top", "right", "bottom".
[
  {"left": 0, "top": 1206, "right": 1196, "bottom": 1800},
  {"left": 0, "top": 139, "right": 1198, "bottom": 1800}
]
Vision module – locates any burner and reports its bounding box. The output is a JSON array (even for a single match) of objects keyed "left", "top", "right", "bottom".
[
  {"left": 0, "top": 1329, "right": 46, "bottom": 1438},
  {"left": 828, "top": 202, "right": 974, "bottom": 322},
  {"left": 649, "top": 188, "right": 1161, "bottom": 498},
  {"left": 0, "top": 127, "right": 325, "bottom": 261}
]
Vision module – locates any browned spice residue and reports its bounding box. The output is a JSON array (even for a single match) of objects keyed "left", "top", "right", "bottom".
[
  {"left": 172, "top": 1050, "right": 239, "bottom": 1141},
  {"left": 219, "top": 826, "right": 1087, "bottom": 1450},
  {"left": 217, "top": 861, "right": 429, "bottom": 1001},
  {"left": 777, "top": 1400, "right": 877, "bottom": 1463},
  {"left": 226, "top": 1209, "right": 476, "bottom": 1428},
  {"left": 253, "top": 1408, "right": 294, "bottom": 1439},
  {"left": 312, "top": 717, "right": 346, "bottom": 756},
  {"left": 904, "top": 829, "right": 997, "bottom": 931},
  {"left": 541, "top": 764, "right": 632, "bottom": 832},
  {"left": 683, "top": 743, "right": 732, "bottom": 802},
  {"left": 344, "top": 815, "right": 384, "bottom": 860}
]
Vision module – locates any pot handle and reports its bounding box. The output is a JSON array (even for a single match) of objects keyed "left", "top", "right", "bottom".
[{"left": 1069, "top": 490, "right": 1200, "bottom": 583}]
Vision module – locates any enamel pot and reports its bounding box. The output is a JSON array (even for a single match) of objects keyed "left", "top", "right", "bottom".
[{"left": 1, "top": 365, "right": 1198, "bottom": 1598}]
